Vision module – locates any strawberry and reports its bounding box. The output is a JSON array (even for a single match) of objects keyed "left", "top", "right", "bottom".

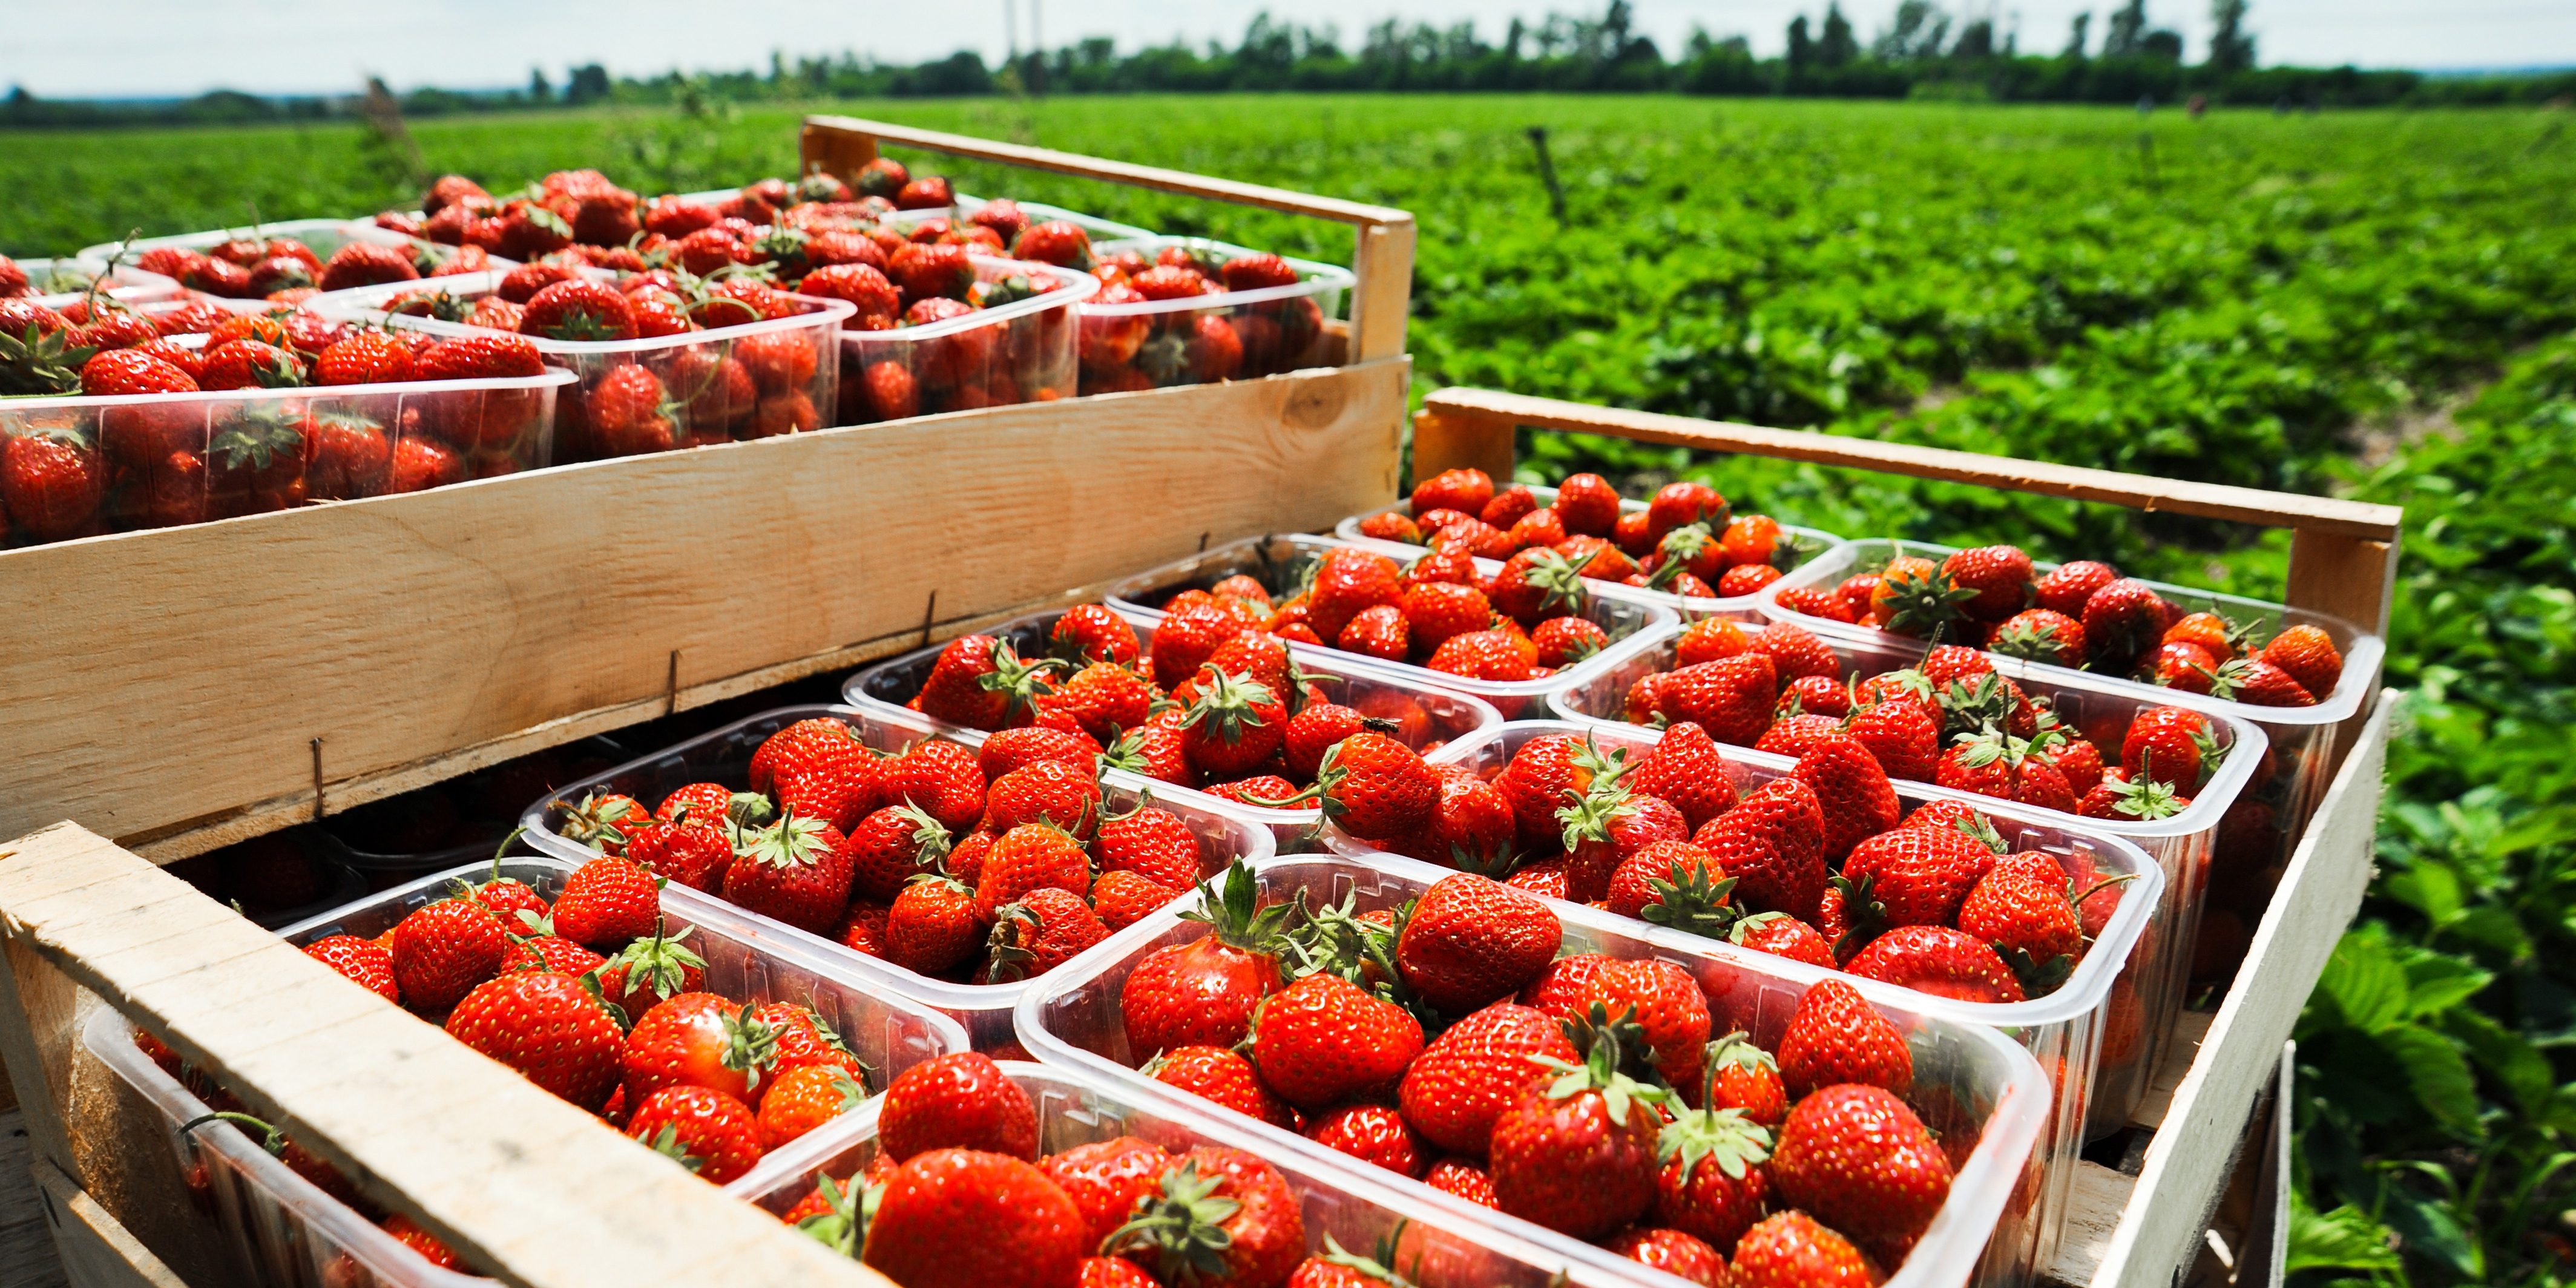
[
  {"left": 881, "top": 1051, "right": 1039, "bottom": 1161},
  {"left": 1777, "top": 979, "right": 1913, "bottom": 1097},
  {"left": 2206, "top": 656, "right": 2318, "bottom": 706},
  {"left": 1040, "top": 1136, "right": 1169, "bottom": 1249},
  {"left": 1844, "top": 698, "right": 1941, "bottom": 783},
  {"left": 2262, "top": 623, "right": 2342, "bottom": 697},
  {"left": 626, "top": 1084, "right": 763, "bottom": 1184},
  {"left": 1606, "top": 1228, "right": 1728, "bottom": 1286},
  {"left": 1606, "top": 839, "right": 1731, "bottom": 929},
  {"left": 1487, "top": 1017, "right": 1668, "bottom": 1238},
  {"left": 1306, "top": 732, "right": 1441, "bottom": 841},
  {"left": 1646, "top": 481, "right": 1727, "bottom": 544},
  {"left": 445, "top": 970, "right": 623, "bottom": 1110},
  {"left": 1703, "top": 1031, "right": 1790, "bottom": 1124},
  {"left": 1730, "top": 1211, "right": 1883, "bottom": 1288},
  {"left": 315, "top": 242, "right": 419, "bottom": 293},
  {"left": 1730, "top": 910, "right": 1836, "bottom": 968},
  {"left": 861, "top": 1148, "right": 1088, "bottom": 1286},
  {"left": 550, "top": 855, "right": 660, "bottom": 948},
  {"left": 623, "top": 991, "right": 777, "bottom": 1108},
  {"left": 1393, "top": 873, "right": 1561, "bottom": 1016},
  {"left": 1934, "top": 728, "right": 2078, "bottom": 813},
  {"left": 751, "top": 1063, "right": 866, "bottom": 1151},
  {"left": 1750, "top": 620, "right": 1839, "bottom": 682},
  {"left": 591, "top": 919, "right": 708, "bottom": 1014},
  {"left": 1048, "top": 604, "right": 1143, "bottom": 666},
  {"left": 918, "top": 634, "right": 1064, "bottom": 731},
  {"left": 1303, "top": 1102, "right": 1428, "bottom": 1177},
  {"left": 1655, "top": 1095, "right": 1774, "bottom": 1254},
  {"left": 623, "top": 817, "right": 732, "bottom": 893},
  {"left": 1121, "top": 862, "right": 1288, "bottom": 1054},
  {"left": 1758, "top": 712, "right": 1844, "bottom": 758},
  {"left": 886, "top": 872, "right": 984, "bottom": 975},
  {"left": 1583, "top": 957, "right": 1715, "bottom": 1087},
  {"left": 1392, "top": 772, "right": 1516, "bottom": 872},
  {"left": 1791, "top": 736, "right": 1901, "bottom": 862},
  {"left": 1629, "top": 722, "right": 1744, "bottom": 829},
  {"left": 1103, "top": 1149, "right": 1306, "bottom": 1288},
  {"left": 1560, "top": 787, "right": 1685, "bottom": 901},
  {"left": 1957, "top": 863, "right": 2094, "bottom": 994},
  {"left": 2082, "top": 578, "right": 2172, "bottom": 667},
  {"left": 2121, "top": 706, "right": 2221, "bottom": 790},
  {"left": 1426, "top": 628, "right": 1533, "bottom": 684},
  {"left": 1149, "top": 602, "right": 1244, "bottom": 688},
  {"left": 735, "top": 329, "right": 820, "bottom": 394},
  {"left": 1940, "top": 545, "right": 2034, "bottom": 620},
  {"left": 1488, "top": 547, "right": 1595, "bottom": 625},
  {"left": 387, "top": 898, "right": 510, "bottom": 1011},
  {"left": 986, "top": 886, "right": 1109, "bottom": 981},
  {"left": 1147, "top": 1044, "right": 1299, "bottom": 1129},
  {"left": 1411, "top": 467, "right": 1493, "bottom": 516},
  {"left": 1397, "top": 1002, "right": 1577, "bottom": 1155},
  {"left": 1039, "top": 663, "right": 1158, "bottom": 744},
  {"left": 1770, "top": 1083, "right": 1954, "bottom": 1256},
  {"left": 981, "top": 759, "right": 1104, "bottom": 840},
  {"left": 303, "top": 934, "right": 400, "bottom": 1004},
  {"left": 1692, "top": 776, "right": 1828, "bottom": 921},
  {"left": 506, "top": 934, "right": 605, "bottom": 976},
  {"left": 1091, "top": 870, "right": 1180, "bottom": 932},
  {"left": 1658, "top": 654, "right": 1778, "bottom": 745},
  {"left": 1305, "top": 548, "right": 1406, "bottom": 643},
  {"left": 1993, "top": 608, "right": 2087, "bottom": 666},
  {"left": 2033, "top": 559, "right": 2120, "bottom": 617},
  {"left": 844, "top": 804, "right": 953, "bottom": 902},
  {"left": 1250, "top": 972, "right": 1424, "bottom": 1109},
  {"left": 750, "top": 717, "right": 882, "bottom": 829},
  {"left": 1845, "top": 925, "right": 2026, "bottom": 1003},
  {"left": 1869, "top": 554, "right": 1976, "bottom": 637},
  {"left": 1531, "top": 615, "right": 1610, "bottom": 668},
  {"left": 722, "top": 812, "right": 856, "bottom": 934},
  {"left": 1094, "top": 801, "right": 1204, "bottom": 889},
  {"left": 381, "top": 1215, "right": 462, "bottom": 1269},
  {"left": 1335, "top": 603, "right": 1407, "bottom": 659},
  {"left": 974, "top": 822, "right": 1093, "bottom": 922},
  {"left": 1838, "top": 821, "right": 1994, "bottom": 935},
  {"left": 889, "top": 740, "right": 987, "bottom": 832}
]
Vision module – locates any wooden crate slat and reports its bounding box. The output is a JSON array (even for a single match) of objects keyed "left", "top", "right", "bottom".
[
  {"left": 0, "top": 361, "right": 1405, "bottom": 859},
  {"left": 33, "top": 1159, "right": 183, "bottom": 1288},
  {"left": 0, "top": 823, "right": 892, "bottom": 1288}
]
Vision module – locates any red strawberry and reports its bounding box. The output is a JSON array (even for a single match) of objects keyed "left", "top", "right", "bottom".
[
  {"left": 1838, "top": 822, "right": 1994, "bottom": 934},
  {"left": 2082, "top": 578, "right": 2172, "bottom": 666},
  {"left": 1657, "top": 654, "right": 1778, "bottom": 745},
  {"left": 1410, "top": 467, "right": 1493, "bottom": 516},
  {"left": 862, "top": 1148, "right": 1088, "bottom": 1287},
  {"left": 1629, "top": 722, "right": 1744, "bottom": 829},
  {"left": 622, "top": 991, "right": 778, "bottom": 1108},
  {"left": 1729, "top": 911, "right": 1836, "bottom": 969},
  {"left": 880, "top": 1051, "right": 1039, "bottom": 1162},
  {"left": 843, "top": 804, "right": 954, "bottom": 902},
  {"left": 627, "top": 1084, "right": 762, "bottom": 1184},
  {"left": 1090, "top": 870, "right": 1180, "bottom": 932},
  {"left": 974, "top": 822, "right": 1093, "bottom": 922},
  {"left": 2205, "top": 657, "right": 2318, "bottom": 707},
  {"left": 1494, "top": 733, "right": 1626, "bottom": 849},
  {"left": 1958, "top": 865, "right": 2092, "bottom": 994},
  {"left": 1992, "top": 608, "right": 2087, "bottom": 666},
  {"left": 550, "top": 855, "right": 660, "bottom": 948},
  {"left": 1146, "top": 1044, "right": 1299, "bottom": 1129},
  {"left": 1040, "top": 1136, "right": 1169, "bottom": 1249},
  {"left": 1047, "top": 604, "right": 1142, "bottom": 666},
  {"left": 756, "top": 1063, "right": 868, "bottom": 1149},
  {"left": 622, "top": 818, "right": 732, "bottom": 893},
  {"left": 1776, "top": 979, "right": 1913, "bottom": 1098},
  {"left": 1732, "top": 1211, "right": 1883, "bottom": 1288},
  {"left": 1250, "top": 973, "right": 1424, "bottom": 1109},
  {"left": 591, "top": 921, "right": 708, "bottom": 1014},
  {"left": 1703, "top": 1031, "right": 1790, "bottom": 1124},
  {"left": 1094, "top": 802, "right": 1204, "bottom": 889},
  {"left": 721, "top": 812, "right": 856, "bottom": 933},
  {"left": 1845, "top": 698, "right": 1941, "bottom": 782},
  {"left": 918, "top": 635, "right": 1064, "bottom": 731},
  {"left": 303, "top": 934, "right": 400, "bottom": 1004},
  {"left": 1103, "top": 1149, "right": 1306, "bottom": 1288},
  {"left": 1120, "top": 861, "right": 1286, "bottom": 1055},
  {"left": 1394, "top": 873, "right": 1562, "bottom": 1014},
  {"left": 1646, "top": 481, "right": 1728, "bottom": 544},
  {"left": 2261, "top": 623, "right": 2343, "bottom": 697},
  {"left": 1769, "top": 1083, "right": 1954, "bottom": 1257},
  {"left": 1583, "top": 957, "right": 1714, "bottom": 1088},
  {"left": 1692, "top": 777, "right": 1828, "bottom": 921},
  {"left": 2033, "top": 559, "right": 2120, "bottom": 617},
  {"left": 1603, "top": 839, "right": 1729, "bottom": 927},
  {"left": 315, "top": 242, "right": 419, "bottom": 293},
  {"left": 1487, "top": 1018, "right": 1668, "bottom": 1238},
  {"left": 1397, "top": 1002, "right": 1577, "bottom": 1155},
  {"left": 1655, "top": 1097, "right": 1774, "bottom": 1253},
  {"left": 881, "top": 869, "right": 981, "bottom": 974},
  {"left": 445, "top": 970, "right": 623, "bottom": 1110},
  {"left": 1845, "top": 924, "right": 2027, "bottom": 1004},
  {"left": 884, "top": 740, "right": 986, "bottom": 834},
  {"left": 1302, "top": 1102, "right": 1428, "bottom": 1177},
  {"left": 2121, "top": 705, "right": 2222, "bottom": 790},
  {"left": 1940, "top": 545, "right": 2034, "bottom": 621},
  {"left": 1791, "top": 735, "right": 1901, "bottom": 862},
  {"left": 1304, "top": 731, "right": 1440, "bottom": 841},
  {"left": 981, "top": 759, "right": 1104, "bottom": 840},
  {"left": 1488, "top": 547, "right": 1595, "bottom": 625},
  {"left": 386, "top": 898, "right": 509, "bottom": 1011}
]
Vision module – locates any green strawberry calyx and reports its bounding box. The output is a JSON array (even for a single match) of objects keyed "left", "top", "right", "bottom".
[
  {"left": 1533, "top": 1010, "right": 1671, "bottom": 1125},
  {"left": 794, "top": 1172, "right": 879, "bottom": 1260},
  {"left": 1105, "top": 1161, "right": 1243, "bottom": 1280},
  {"left": 1657, "top": 1103, "right": 1774, "bottom": 1181}
]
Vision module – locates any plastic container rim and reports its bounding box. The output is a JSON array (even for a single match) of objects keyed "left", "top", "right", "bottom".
[
  {"left": 1085, "top": 235, "right": 1356, "bottom": 315},
  {"left": 838, "top": 255, "right": 1102, "bottom": 340},
  {"left": 0, "top": 367, "right": 577, "bottom": 411},
  {"left": 310, "top": 268, "right": 859, "bottom": 355}
]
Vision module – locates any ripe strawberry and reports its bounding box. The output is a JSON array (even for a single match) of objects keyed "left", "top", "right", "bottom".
[
  {"left": 889, "top": 740, "right": 988, "bottom": 833},
  {"left": 623, "top": 818, "right": 732, "bottom": 893},
  {"left": 1992, "top": 608, "right": 2087, "bottom": 666},
  {"left": 1147, "top": 1043, "right": 1298, "bottom": 1128},
  {"left": 1487, "top": 1018, "right": 1668, "bottom": 1238},
  {"left": 550, "top": 855, "right": 659, "bottom": 948},
  {"left": 1037, "top": 662, "right": 1157, "bottom": 745},
  {"left": 1845, "top": 698, "right": 1942, "bottom": 782},
  {"left": 1935, "top": 729, "right": 2078, "bottom": 813},
  {"left": 445, "top": 970, "right": 623, "bottom": 1110},
  {"left": 1645, "top": 481, "right": 1727, "bottom": 544},
  {"left": 1790, "top": 735, "right": 1901, "bottom": 862},
  {"left": 1121, "top": 862, "right": 1286, "bottom": 1054},
  {"left": 1657, "top": 654, "right": 1778, "bottom": 745},
  {"left": 843, "top": 804, "right": 953, "bottom": 902},
  {"left": 1303, "top": 1102, "right": 1428, "bottom": 1177},
  {"left": 1729, "top": 910, "right": 1836, "bottom": 969},
  {"left": 1036, "top": 1135, "right": 1169, "bottom": 1254},
  {"left": 1628, "top": 722, "right": 1744, "bottom": 830},
  {"left": 1045, "top": 604, "right": 1141, "bottom": 667},
  {"left": 986, "top": 886, "right": 1109, "bottom": 981},
  {"left": 754, "top": 1063, "right": 866, "bottom": 1149},
  {"left": 974, "top": 822, "right": 1093, "bottom": 922},
  {"left": 2034, "top": 559, "right": 2120, "bottom": 617},
  {"left": 628, "top": 1083, "right": 764, "bottom": 1184},
  {"left": 2122, "top": 706, "right": 2221, "bottom": 790},
  {"left": 1582, "top": 957, "right": 1714, "bottom": 1087},
  {"left": 1335, "top": 603, "right": 1407, "bottom": 659},
  {"left": 1396, "top": 1002, "right": 1576, "bottom": 1155},
  {"left": 1394, "top": 873, "right": 1561, "bottom": 1015},
  {"left": 381, "top": 1215, "right": 462, "bottom": 1269},
  {"left": 1488, "top": 547, "right": 1595, "bottom": 625},
  {"left": 981, "top": 758, "right": 1104, "bottom": 840},
  {"left": 1702, "top": 1031, "right": 1791, "bottom": 1124},
  {"left": 735, "top": 329, "right": 820, "bottom": 394},
  {"left": 1839, "top": 821, "right": 1995, "bottom": 933},
  {"left": 1731, "top": 1211, "right": 1882, "bottom": 1288},
  {"left": 723, "top": 812, "right": 856, "bottom": 933},
  {"left": 591, "top": 921, "right": 708, "bottom": 1014},
  {"left": 622, "top": 991, "right": 778, "bottom": 1109},
  {"left": 1149, "top": 602, "right": 1244, "bottom": 689},
  {"left": 869, "top": 855, "right": 974, "bottom": 965},
  {"left": 1958, "top": 863, "right": 2093, "bottom": 993},
  {"left": 1846, "top": 925, "right": 2026, "bottom": 1004},
  {"left": 1869, "top": 554, "right": 1976, "bottom": 637},
  {"left": 387, "top": 898, "right": 510, "bottom": 1011},
  {"left": 1305, "top": 731, "right": 1439, "bottom": 841},
  {"left": 1777, "top": 979, "right": 1913, "bottom": 1098},
  {"left": 1655, "top": 1097, "right": 1773, "bottom": 1252},
  {"left": 1410, "top": 467, "right": 1493, "bottom": 516},
  {"left": 862, "top": 1147, "right": 1088, "bottom": 1286},
  {"left": 1692, "top": 776, "right": 1828, "bottom": 921},
  {"left": 303, "top": 934, "right": 400, "bottom": 1004},
  {"left": 2261, "top": 623, "right": 2342, "bottom": 697},
  {"left": 1770, "top": 1083, "right": 1954, "bottom": 1256},
  {"left": 315, "top": 242, "right": 419, "bottom": 293},
  {"left": 750, "top": 717, "right": 882, "bottom": 829},
  {"left": 505, "top": 933, "right": 605, "bottom": 976},
  {"left": 1089, "top": 870, "right": 1178, "bottom": 932},
  {"left": 918, "top": 634, "right": 1063, "bottom": 730},
  {"left": 1426, "top": 628, "right": 1534, "bottom": 684},
  {"left": 880, "top": 1051, "right": 1039, "bottom": 1162},
  {"left": 1094, "top": 801, "right": 1204, "bottom": 889},
  {"left": 2206, "top": 657, "right": 2318, "bottom": 706},
  {"left": 1250, "top": 972, "right": 1424, "bottom": 1109},
  {"left": 1104, "top": 1149, "right": 1306, "bottom": 1288},
  {"left": 2082, "top": 578, "right": 2172, "bottom": 666},
  {"left": 1940, "top": 545, "right": 2034, "bottom": 621}
]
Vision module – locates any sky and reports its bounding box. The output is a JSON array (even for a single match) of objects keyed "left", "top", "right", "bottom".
[{"left": 5, "top": 0, "right": 2570, "bottom": 99}]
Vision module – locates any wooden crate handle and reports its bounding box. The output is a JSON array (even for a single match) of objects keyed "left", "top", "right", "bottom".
[
  {"left": 799, "top": 115, "right": 1415, "bottom": 361},
  {"left": 0, "top": 823, "right": 892, "bottom": 1288},
  {"left": 1413, "top": 387, "right": 2403, "bottom": 637}
]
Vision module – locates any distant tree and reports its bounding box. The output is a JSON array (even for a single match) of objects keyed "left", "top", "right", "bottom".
[
  {"left": 2208, "top": 0, "right": 2256, "bottom": 70},
  {"left": 2102, "top": 0, "right": 2146, "bottom": 56},
  {"left": 1952, "top": 18, "right": 1994, "bottom": 59},
  {"left": 1873, "top": 1, "right": 1952, "bottom": 61},
  {"left": 528, "top": 68, "right": 552, "bottom": 101},
  {"left": 1505, "top": 18, "right": 1525, "bottom": 59},
  {"left": 1818, "top": 3, "right": 1861, "bottom": 64},
  {"left": 2064, "top": 11, "right": 2092, "bottom": 57},
  {"left": 2141, "top": 28, "right": 2184, "bottom": 61},
  {"left": 1786, "top": 15, "right": 1815, "bottom": 70},
  {"left": 565, "top": 64, "right": 611, "bottom": 104}
]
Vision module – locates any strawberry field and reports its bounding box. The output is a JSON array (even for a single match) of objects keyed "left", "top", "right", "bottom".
[{"left": 7, "top": 92, "right": 2572, "bottom": 1283}]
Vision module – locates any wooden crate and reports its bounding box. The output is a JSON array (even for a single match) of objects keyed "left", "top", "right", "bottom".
[
  {"left": 0, "top": 119, "right": 1415, "bottom": 867},
  {"left": 1410, "top": 387, "right": 2405, "bottom": 1288}
]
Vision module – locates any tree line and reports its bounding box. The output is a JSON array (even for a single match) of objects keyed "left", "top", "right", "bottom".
[{"left": 6, "top": 0, "right": 2571, "bottom": 130}]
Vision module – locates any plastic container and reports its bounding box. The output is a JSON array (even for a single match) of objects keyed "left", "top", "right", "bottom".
[
  {"left": 518, "top": 704, "right": 1277, "bottom": 1053},
  {"left": 1080, "top": 236, "right": 1356, "bottom": 390},
  {"left": 743, "top": 1059, "right": 1655, "bottom": 1288},
  {"left": 1763, "top": 538, "right": 2378, "bottom": 879},
  {"left": 887, "top": 193, "right": 1159, "bottom": 243},
  {"left": 0, "top": 369, "right": 573, "bottom": 547},
  {"left": 16, "top": 256, "right": 185, "bottom": 309},
  {"left": 1016, "top": 855, "right": 2053, "bottom": 1288},
  {"left": 312, "top": 269, "right": 853, "bottom": 462},
  {"left": 1335, "top": 482, "right": 1851, "bottom": 619},
  {"left": 1106, "top": 532, "right": 1679, "bottom": 718},
  {"left": 840, "top": 605, "right": 1502, "bottom": 840},
  {"left": 86, "top": 1006, "right": 489, "bottom": 1288},
  {"left": 835, "top": 256, "right": 1098, "bottom": 422},
  {"left": 1339, "top": 718, "right": 2162, "bottom": 1271},
  {"left": 82, "top": 218, "right": 502, "bottom": 286}
]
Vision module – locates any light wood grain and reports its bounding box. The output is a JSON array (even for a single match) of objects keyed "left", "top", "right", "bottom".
[
  {"left": 31, "top": 1162, "right": 176, "bottom": 1288},
  {"left": 0, "top": 1111, "right": 66, "bottom": 1288},
  {"left": 0, "top": 939, "right": 82, "bottom": 1183},
  {"left": 0, "top": 360, "right": 1405, "bottom": 857},
  {"left": 0, "top": 823, "right": 893, "bottom": 1288},
  {"left": 1409, "top": 409, "right": 1516, "bottom": 493},
  {"left": 2285, "top": 530, "right": 2399, "bottom": 639},
  {"left": 2089, "top": 691, "right": 2396, "bottom": 1288},
  {"left": 1419, "top": 389, "right": 2405, "bottom": 542},
  {"left": 1348, "top": 220, "right": 1418, "bottom": 363},
  {"left": 800, "top": 115, "right": 1412, "bottom": 226}
]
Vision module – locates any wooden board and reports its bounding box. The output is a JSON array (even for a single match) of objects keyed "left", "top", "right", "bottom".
[
  {"left": 0, "top": 823, "right": 893, "bottom": 1288},
  {"left": 31, "top": 1161, "right": 177, "bottom": 1288},
  {"left": 0, "top": 360, "right": 1405, "bottom": 861}
]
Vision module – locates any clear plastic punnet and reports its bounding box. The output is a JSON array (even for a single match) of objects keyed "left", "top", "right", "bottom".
[
  {"left": 1333, "top": 482, "right": 1852, "bottom": 618},
  {"left": 1105, "top": 533, "right": 1680, "bottom": 717},
  {"left": 16, "top": 256, "right": 185, "bottom": 309},
  {"left": 835, "top": 256, "right": 1098, "bottom": 422},
  {"left": 886, "top": 192, "right": 1160, "bottom": 243},
  {"left": 1015, "top": 855, "right": 2053, "bottom": 1288},
  {"left": 743, "top": 1059, "right": 1657, "bottom": 1287},
  {"left": 1761, "top": 537, "right": 2380, "bottom": 882},
  {"left": 518, "top": 705, "right": 1277, "bottom": 1052},
  {"left": 0, "top": 369, "right": 573, "bottom": 547},
  {"left": 1338, "top": 719, "right": 2164, "bottom": 1270},
  {"left": 1080, "top": 236, "right": 1356, "bottom": 392},
  {"left": 840, "top": 605, "right": 1502, "bottom": 840},
  {"left": 83, "top": 218, "right": 505, "bottom": 291},
  {"left": 313, "top": 269, "right": 853, "bottom": 462},
  {"left": 87, "top": 853, "right": 970, "bottom": 1288}
]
